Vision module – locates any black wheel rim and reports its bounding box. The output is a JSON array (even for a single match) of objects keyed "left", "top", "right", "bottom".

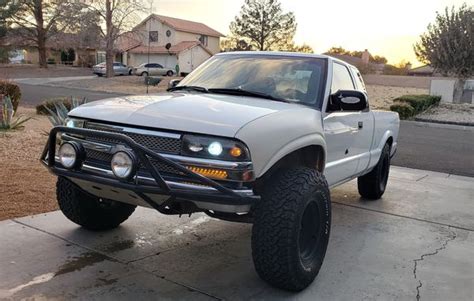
[
  {"left": 379, "top": 154, "right": 390, "bottom": 192},
  {"left": 298, "top": 201, "right": 321, "bottom": 268}
]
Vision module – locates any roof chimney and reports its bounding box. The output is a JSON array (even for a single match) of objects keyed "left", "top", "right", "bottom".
[{"left": 361, "top": 49, "right": 370, "bottom": 65}]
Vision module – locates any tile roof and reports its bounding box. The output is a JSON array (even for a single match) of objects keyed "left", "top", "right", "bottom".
[{"left": 137, "top": 14, "right": 225, "bottom": 37}]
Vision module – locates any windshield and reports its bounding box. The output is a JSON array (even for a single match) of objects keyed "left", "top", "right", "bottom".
[{"left": 177, "top": 54, "right": 327, "bottom": 106}]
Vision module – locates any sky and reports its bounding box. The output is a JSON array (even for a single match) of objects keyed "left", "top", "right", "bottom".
[{"left": 146, "top": 0, "right": 468, "bottom": 66}]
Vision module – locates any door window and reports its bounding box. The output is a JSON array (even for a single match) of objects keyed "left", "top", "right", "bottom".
[{"left": 332, "top": 63, "right": 355, "bottom": 92}]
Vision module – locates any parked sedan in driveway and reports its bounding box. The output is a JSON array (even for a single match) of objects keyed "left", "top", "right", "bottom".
[
  {"left": 132, "top": 63, "right": 175, "bottom": 76},
  {"left": 93, "top": 62, "right": 132, "bottom": 77}
]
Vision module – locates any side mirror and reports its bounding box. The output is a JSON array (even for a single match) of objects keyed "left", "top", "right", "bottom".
[
  {"left": 328, "top": 90, "right": 368, "bottom": 112},
  {"left": 168, "top": 79, "right": 181, "bottom": 90}
]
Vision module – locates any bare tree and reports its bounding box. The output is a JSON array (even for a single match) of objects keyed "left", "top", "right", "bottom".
[
  {"left": 1, "top": 0, "right": 82, "bottom": 68},
  {"left": 82, "top": 0, "right": 145, "bottom": 78},
  {"left": 414, "top": 3, "right": 473, "bottom": 102}
]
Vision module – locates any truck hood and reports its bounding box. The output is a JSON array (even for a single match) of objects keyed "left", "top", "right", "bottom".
[{"left": 69, "top": 93, "right": 300, "bottom": 137}]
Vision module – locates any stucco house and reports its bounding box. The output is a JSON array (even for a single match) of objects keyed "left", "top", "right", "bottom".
[{"left": 118, "top": 14, "right": 224, "bottom": 75}]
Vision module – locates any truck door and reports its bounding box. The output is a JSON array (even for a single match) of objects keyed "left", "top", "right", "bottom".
[
  {"left": 323, "top": 62, "right": 360, "bottom": 186},
  {"left": 349, "top": 68, "right": 375, "bottom": 174}
]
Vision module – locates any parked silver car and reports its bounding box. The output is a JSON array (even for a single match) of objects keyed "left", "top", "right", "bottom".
[
  {"left": 132, "top": 63, "right": 175, "bottom": 76},
  {"left": 93, "top": 62, "right": 132, "bottom": 77}
]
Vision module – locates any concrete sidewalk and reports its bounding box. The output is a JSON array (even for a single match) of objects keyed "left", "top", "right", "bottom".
[{"left": 0, "top": 167, "right": 473, "bottom": 300}]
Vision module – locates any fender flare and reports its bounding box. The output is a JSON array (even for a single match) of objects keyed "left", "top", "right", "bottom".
[{"left": 256, "top": 133, "right": 327, "bottom": 178}]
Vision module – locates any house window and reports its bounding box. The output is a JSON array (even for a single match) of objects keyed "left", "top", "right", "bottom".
[
  {"left": 149, "top": 31, "right": 158, "bottom": 43},
  {"left": 199, "top": 35, "right": 208, "bottom": 46}
]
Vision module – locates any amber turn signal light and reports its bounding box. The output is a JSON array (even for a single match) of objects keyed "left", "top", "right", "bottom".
[
  {"left": 230, "top": 146, "right": 243, "bottom": 157},
  {"left": 187, "top": 166, "right": 228, "bottom": 179}
]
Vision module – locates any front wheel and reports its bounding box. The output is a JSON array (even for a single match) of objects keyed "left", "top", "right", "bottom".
[
  {"left": 56, "top": 177, "right": 136, "bottom": 231},
  {"left": 166, "top": 70, "right": 174, "bottom": 76},
  {"left": 358, "top": 143, "right": 391, "bottom": 199},
  {"left": 252, "top": 167, "right": 331, "bottom": 291},
  {"left": 141, "top": 72, "right": 148, "bottom": 77}
]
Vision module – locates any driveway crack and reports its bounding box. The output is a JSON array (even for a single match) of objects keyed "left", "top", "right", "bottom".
[{"left": 412, "top": 229, "right": 456, "bottom": 301}]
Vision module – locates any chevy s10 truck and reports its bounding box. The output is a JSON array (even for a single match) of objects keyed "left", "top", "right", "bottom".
[{"left": 42, "top": 52, "right": 399, "bottom": 291}]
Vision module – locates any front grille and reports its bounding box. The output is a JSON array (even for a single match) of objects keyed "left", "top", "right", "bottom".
[
  {"left": 82, "top": 123, "right": 184, "bottom": 177},
  {"left": 84, "top": 123, "right": 182, "bottom": 154},
  {"left": 85, "top": 149, "right": 184, "bottom": 176}
]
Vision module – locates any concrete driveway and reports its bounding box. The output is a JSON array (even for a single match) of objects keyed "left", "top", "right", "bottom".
[{"left": 1, "top": 166, "right": 473, "bottom": 300}]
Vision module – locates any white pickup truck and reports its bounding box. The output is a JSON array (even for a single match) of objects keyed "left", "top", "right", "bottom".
[{"left": 42, "top": 52, "right": 399, "bottom": 291}]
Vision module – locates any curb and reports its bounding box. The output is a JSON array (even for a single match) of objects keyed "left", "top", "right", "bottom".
[
  {"left": 402, "top": 119, "right": 474, "bottom": 131},
  {"left": 414, "top": 117, "right": 474, "bottom": 127}
]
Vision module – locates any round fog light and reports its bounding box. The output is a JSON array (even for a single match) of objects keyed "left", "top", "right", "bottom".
[
  {"left": 58, "top": 142, "right": 81, "bottom": 169},
  {"left": 111, "top": 151, "right": 136, "bottom": 180}
]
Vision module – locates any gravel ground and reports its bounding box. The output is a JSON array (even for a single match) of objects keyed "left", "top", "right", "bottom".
[
  {"left": 417, "top": 103, "right": 474, "bottom": 124},
  {"left": 0, "top": 108, "right": 56, "bottom": 221},
  {"left": 0, "top": 64, "right": 92, "bottom": 79}
]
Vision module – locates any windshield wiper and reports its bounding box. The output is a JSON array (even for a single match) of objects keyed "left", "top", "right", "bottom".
[
  {"left": 168, "top": 85, "right": 209, "bottom": 93},
  {"left": 208, "top": 88, "right": 290, "bottom": 103}
]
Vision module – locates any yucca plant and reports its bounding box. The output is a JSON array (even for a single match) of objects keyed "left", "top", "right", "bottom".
[
  {"left": 0, "top": 96, "right": 32, "bottom": 131},
  {"left": 42, "top": 96, "right": 88, "bottom": 126}
]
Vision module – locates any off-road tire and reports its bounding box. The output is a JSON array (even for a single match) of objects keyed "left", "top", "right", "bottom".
[
  {"left": 358, "top": 143, "right": 391, "bottom": 199},
  {"left": 252, "top": 167, "right": 331, "bottom": 291},
  {"left": 57, "top": 177, "right": 136, "bottom": 231}
]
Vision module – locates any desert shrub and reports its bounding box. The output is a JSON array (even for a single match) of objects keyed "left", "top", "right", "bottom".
[
  {"left": 36, "top": 97, "right": 72, "bottom": 115},
  {"left": 38, "top": 96, "right": 88, "bottom": 126},
  {"left": 390, "top": 94, "right": 441, "bottom": 119},
  {"left": 0, "top": 80, "right": 21, "bottom": 112},
  {"left": 0, "top": 96, "right": 31, "bottom": 131},
  {"left": 390, "top": 102, "right": 415, "bottom": 119}
]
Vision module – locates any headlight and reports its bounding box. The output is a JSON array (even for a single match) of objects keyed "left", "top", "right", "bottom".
[
  {"left": 182, "top": 135, "right": 250, "bottom": 161},
  {"left": 111, "top": 151, "right": 137, "bottom": 180},
  {"left": 58, "top": 141, "right": 84, "bottom": 169},
  {"left": 65, "top": 118, "right": 84, "bottom": 128}
]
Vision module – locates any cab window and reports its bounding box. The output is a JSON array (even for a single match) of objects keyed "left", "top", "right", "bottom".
[
  {"left": 331, "top": 63, "right": 355, "bottom": 92},
  {"left": 351, "top": 67, "right": 366, "bottom": 91}
]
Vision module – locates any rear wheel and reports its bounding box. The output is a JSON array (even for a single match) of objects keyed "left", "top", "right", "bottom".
[
  {"left": 141, "top": 71, "right": 148, "bottom": 77},
  {"left": 56, "top": 177, "right": 136, "bottom": 231},
  {"left": 252, "top": 167, "right": 331, "bottom": 291},
  {"left": 166, "top": 70, "right": 174, "bottom": 76},
  {"left": 358, "top": 143, "right": 391, "bottom": 199}
]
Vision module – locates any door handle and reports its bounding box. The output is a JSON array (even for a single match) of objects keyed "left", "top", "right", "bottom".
[{"left": 358, "top": 121, "right": 363, "bottom": 129}]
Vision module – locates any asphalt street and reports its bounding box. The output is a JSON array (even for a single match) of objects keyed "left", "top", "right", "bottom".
[
  {"left": 18, "top": 83, "right": 474, "bottom": 177},
  {"left": 392, "top": 121, "right": 474, "bottom": 177},
  {"left": 18, "top": 83, "right": 128, "bottom": 107}
]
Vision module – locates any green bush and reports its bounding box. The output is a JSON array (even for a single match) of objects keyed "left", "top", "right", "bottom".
[
  {"left": 391, "top": 94, "right": 441, "bottom": 119},
  {"left": 0, "top": 80, "right": 21, "bottom": 112},
  {"left": 390, "top": 102, "right": 415, "bottom": 119}
]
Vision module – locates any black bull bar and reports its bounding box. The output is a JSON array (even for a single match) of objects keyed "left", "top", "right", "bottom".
[{"left": 41, "top": 126, "right": 258, "bottom": 213}]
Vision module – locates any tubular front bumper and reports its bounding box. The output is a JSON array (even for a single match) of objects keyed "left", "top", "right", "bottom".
[{"left": 40, "top": 126, "right": 259, "bottom": 211}]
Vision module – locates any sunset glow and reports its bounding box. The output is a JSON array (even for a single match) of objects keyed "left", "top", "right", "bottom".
[{"left": 149, "top": 0, "right": 467, "bottom": 66}]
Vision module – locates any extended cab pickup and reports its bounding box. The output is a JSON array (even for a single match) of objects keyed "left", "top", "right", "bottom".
[{"left": 42, "top": 52, "right": 399, "bottom": 291}]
